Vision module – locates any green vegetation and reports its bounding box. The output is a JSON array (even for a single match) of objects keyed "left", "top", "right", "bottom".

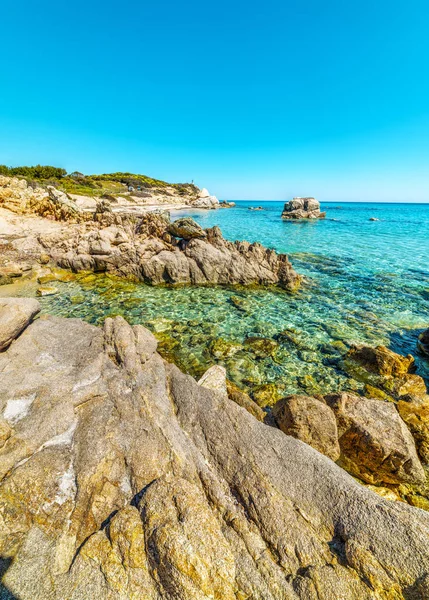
[{"left": 0, "top": 165, "right": 199, "bottom": 198}]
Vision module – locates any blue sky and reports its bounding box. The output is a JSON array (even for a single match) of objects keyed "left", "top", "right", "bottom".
[{"left": 1, "top": 0, "right": 428, "bottom": 201}]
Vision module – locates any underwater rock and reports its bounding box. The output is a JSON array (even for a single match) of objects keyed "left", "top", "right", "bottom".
[
  {"left": 244, "top": 336, "right": 279, "bottom": 358},
  {"left": 273, "top": 395, "right": 340, "bottom": 461},
  {"left": 418, "top": 328, "right": 429, "bottom": 356},
  {"left": 36, "top": 286, "right": 58, "bottom": 296},
  {"left": 208, "top": 337, "right": 242, "bottom": 359},
  {"left": 251, "top": 383, "right": 281, "bottom": 407},
  {"left": 281, "top": 197, "right": 326, "bottom": 220},
  {"left": 2, "top": 302, "right": 429, "bottom": 598},
  {"left": 225, "top": 380, "right": 266, "bottom": 421}
]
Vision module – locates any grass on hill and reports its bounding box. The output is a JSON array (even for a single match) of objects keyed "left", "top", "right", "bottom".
[{"left": 0, "top": 165, "right": 199, "bottom": 198}]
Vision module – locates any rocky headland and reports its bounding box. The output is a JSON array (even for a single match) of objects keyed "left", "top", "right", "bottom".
[
  {"left": 0, "top": 175, "right": 301, "bottom": 291},
  {"left": 282, "top": 197, "right": 326, "bottom": 220},
  {"left": 1, "top": 298, "right": 429, "bottom": 599}
]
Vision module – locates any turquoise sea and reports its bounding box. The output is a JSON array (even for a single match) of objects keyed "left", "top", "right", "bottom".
[{"left": 37, "top": 201, "right": 429, "bottom": 401}]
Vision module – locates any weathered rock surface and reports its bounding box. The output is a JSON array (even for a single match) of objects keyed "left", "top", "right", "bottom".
[
  {"left": 282, "top": 197, "right": 326, "bottom": 220},
  {"left": 0, "top": 175, "right": 89, "bottom": 222},
  {"left": 344, "top": 344, "right": 427, "bottom": 400},
  {"left": 2, "top": 303, "right": 429, "bottom": 598},
  {"left": 168, "top": 217, "right": 207, "bottom": 240},
  {"left": 198, "top": 364, "right": 228, "bottom": 396},
  {"left": 225, "top": 379, "right": 266, "bottom": 422},
  {"left": 398, "top": 395, "right": 429, "bottom": 464},
  {"left": 0, "top": 297, "right": 40, "bottom": 351},
  {"left": 418, "top": 328, "right": 429, "bottom": 356},
  {"left": 325, "top": 392, "right": 426, "bottom": 486},
  {"left": 38, "top": 215, "right": 302, "bottom": 291},
  {"left": 273, "top": 395, "right": 341, "bottom": 461}
]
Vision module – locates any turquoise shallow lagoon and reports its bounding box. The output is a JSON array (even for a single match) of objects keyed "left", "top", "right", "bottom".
[{"left": 37, "top": 201, "right": 429, "bottom": 401}]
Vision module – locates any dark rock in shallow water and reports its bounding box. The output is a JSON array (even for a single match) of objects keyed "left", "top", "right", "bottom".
[
  {"left": 2, "top": 301, "right": 429, "bottom": 598},
  {"left": 343, "top": 344, "right": 427, "bottom": 401},
  {"left": 418, "top": 328, "right": 429, "bottom": 356},
  {"left": 282, "top": 197, "right": 326, "bottom": 220}
]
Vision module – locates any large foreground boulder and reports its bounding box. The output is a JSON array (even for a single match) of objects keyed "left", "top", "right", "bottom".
[
  {"left": 1, "top": 303, "right": 429, "bottom": 598},
  {"left": 282, "top": 197, "right": 326, "bottom": 220}
]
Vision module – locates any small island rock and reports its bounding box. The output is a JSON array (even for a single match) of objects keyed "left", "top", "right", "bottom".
[{"left": 282, "top": 197, "right": 326, "bottom": 220}]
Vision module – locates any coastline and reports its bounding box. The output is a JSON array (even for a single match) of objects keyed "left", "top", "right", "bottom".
[{"left": 1, "top": 174, "right": 429, "bottom": 598}]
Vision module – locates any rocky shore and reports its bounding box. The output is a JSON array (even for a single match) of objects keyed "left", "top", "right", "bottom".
[
  {"left": 1, "top": 298, "right": 429, "bottom": 599},
  {"left": 0, "top": 176, "right": 302, "bottom": 291}
]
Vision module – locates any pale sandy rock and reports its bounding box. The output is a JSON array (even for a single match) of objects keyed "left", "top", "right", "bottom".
[
  {"left": 1, "top": 305, "right": 429, "bottom": 598},
  {"left": 198, "top": 364, "right": 228, "bottom": 396},
  {"left": 0, "top": 297, "right": 40, "bottom": 350},
  {"left": 199, "top": 188, "right": 210, "bottom": 198}
]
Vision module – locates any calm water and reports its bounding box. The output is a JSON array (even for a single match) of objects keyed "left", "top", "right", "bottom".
[{"left": 34, "top": 201, "right": 429, "bottom": 401}]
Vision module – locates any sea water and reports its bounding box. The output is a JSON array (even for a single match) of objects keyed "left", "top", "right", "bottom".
[{"left": 35, "top": 201, "right": 429, "bottom": 399}]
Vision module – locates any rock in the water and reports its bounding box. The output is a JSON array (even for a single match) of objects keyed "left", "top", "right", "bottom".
[
  {"left": 1, "top": 309, "right": 429, "bottom": 598},
  {"left": 273, "top": 395, "right": 341, "bottom": 461},
  {"left": 36, "top": 286, "right": 58, "bottom": 296},
  {"left": 325, "top": 392, "right": 426, "bottom": 486},
  {"left": 40, "top": 214, "right": 301, "bottom": 291},
  {"left": 0, "top": 297, "right": 40, "bottom": 351},
  {"left": 198, "top": 364, "right": 228, "bottom": 396},
  {"left": 418, "top": 328, "right": 429, "bottom": 356},
  {"left": 168, "top": 217, "right": 207, "bottom": 240},
  {"left": 282, "top": 197, "right": 326, "bottom": 220},
  {"left": 344, "top": 344, "right": 427, "bottom": 400}
]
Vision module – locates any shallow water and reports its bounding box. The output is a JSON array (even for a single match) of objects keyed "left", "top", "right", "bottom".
[{"left": 33, "top": 201, "right": 429, "bottom": 401}]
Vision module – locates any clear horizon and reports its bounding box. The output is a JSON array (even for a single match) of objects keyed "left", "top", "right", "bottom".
[{"left": 1, "top": 0, "right": 428, "bottom": 203}]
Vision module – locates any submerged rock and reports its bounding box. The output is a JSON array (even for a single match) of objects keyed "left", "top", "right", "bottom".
[
  {"left": 418, "top": 327, "right": 429, "bottom": 356},
  {"left": 244, "top": 336, "right": 278, "bottom": 358},
  {"left": 281, "top": 197, "right": 326, "bottom": 220},
  {"left": 2, "top": 302, "right": 429, "bottom": 598}
]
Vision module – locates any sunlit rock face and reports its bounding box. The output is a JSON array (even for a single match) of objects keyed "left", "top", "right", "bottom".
[
  {"left": 282, "top": 197, "right": 326, "bottom": 219},
  {"left": 1, "top": 301, "right": 429, "bottom": 599},
  {"left": 37, "top": 214, "right": 302, "bottom": 291}
]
